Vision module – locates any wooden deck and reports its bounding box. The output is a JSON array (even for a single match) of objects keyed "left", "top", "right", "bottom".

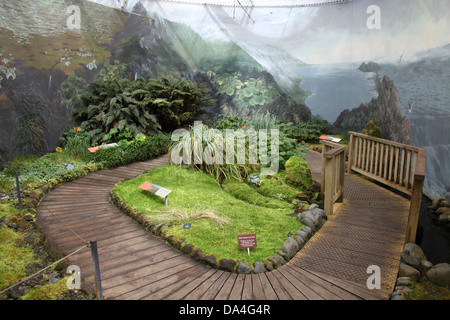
[{"left": 36, "top": 152, "right": 411, "bottom": 300}]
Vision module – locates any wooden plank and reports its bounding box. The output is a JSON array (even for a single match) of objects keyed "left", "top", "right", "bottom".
[
  {"left": 163, "top": 268, "right": 218, "bottom": 300},
  {"left": 279, "top": 266, "right": 324, "bottom": 300},
  {"left": 304, "top": 269, "right": 387, "bottom": 300},
  {"left": 257, "top": 273, "right": 278, "bottom": 300},
  {"left": 200, "top": 271, "right": 233, "bottom": 300},
  {"left": 114, "top": 264, "right": 201, "bottom": 300},
  {"left": 251, "top": 274, "right": 267, "bottom": 300},
  {"left": 183, "top": 270, "right": 229, "bottom": 300},
  {"left": 228, "top": 274, "right": 245, "bottom": 300},
  {"left": 264, "top": 271, "right": 291, "bottom": 300},
  {"left": 286, "top": 265, "right": 350, "bottom": 300},
  {"left": 215, "top": 273, "right": 238, "bottom": 300},
  {"left": 241, "top": 275, "right": 253, "bottom": 300},
  {"left": 103, "top": 260, "right": 196, "bottom": 298},
  {"left": 270, "top": 270, "right": 308, "bottom": 300},
  {"left": 143, "top": 267, "right": 205, "bottom": 300}
]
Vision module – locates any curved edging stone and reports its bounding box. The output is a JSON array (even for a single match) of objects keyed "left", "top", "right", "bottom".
[{"left": 109, "top": 188, "right": 327, "bottom": 274}]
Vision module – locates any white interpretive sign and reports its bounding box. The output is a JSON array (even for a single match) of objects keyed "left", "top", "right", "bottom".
[{"left": 139, "top": 181, "right": 172, "bottom": 206}]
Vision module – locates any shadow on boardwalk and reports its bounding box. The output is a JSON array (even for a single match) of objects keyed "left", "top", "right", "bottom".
[{"left": 36, "top": 152, "right": 410, "bottom": 300}]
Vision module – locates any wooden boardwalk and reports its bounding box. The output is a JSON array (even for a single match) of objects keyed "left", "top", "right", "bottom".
[{"left": 36, "top": 152, "right": 411, "bottom": 300}]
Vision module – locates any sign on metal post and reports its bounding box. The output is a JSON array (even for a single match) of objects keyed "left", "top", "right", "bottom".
[
  {"left": 139, "top": 181, "right": 172, "bottom": 207},
  {"left": 238, "top": 234, "right": 257, "bottom": 256}
]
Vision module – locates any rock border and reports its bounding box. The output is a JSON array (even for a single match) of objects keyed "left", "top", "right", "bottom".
[{"left": 109, "top": 188, "right": 327, "bottom": 274}]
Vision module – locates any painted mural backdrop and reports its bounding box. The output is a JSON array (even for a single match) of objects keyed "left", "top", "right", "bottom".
[{"left": 0, "top": 0, "right": 449, "bottom": 198}]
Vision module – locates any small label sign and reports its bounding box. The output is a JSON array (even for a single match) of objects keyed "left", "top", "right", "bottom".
[
  {"left": 238, "top": 234, "right": 257, "bottom": 249},
  {"left": 183, "top": 223, "right": 191, "bottom": 229}
]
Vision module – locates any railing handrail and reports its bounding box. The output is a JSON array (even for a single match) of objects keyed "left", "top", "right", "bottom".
[
  {"left": 347, "top": 131, "right": 426, "bottom": 244},
  {"left": 320, "top": 140, "right": 346, "bottom": 216},
  {"left": 348, "top": 131, "right": 422, "bottom": 153},
  {"left": 347, "top": 131, "right": 426, "bottom": 197}
]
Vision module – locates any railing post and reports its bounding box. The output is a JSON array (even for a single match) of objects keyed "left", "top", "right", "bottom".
[
  {"left": 347, "top": 132, "right": 354, "bottom": 174},
  {"left": 90, "top": 240, "right": 103, "bottom": 300},
  {"left": 404, "top": 149, "right": 426, "bottom": 244},
  {"left": 338, "top": 150, "right": 345, "bottom": 202},
  {"left": 321, "top": 143, "right": 326, "bottom": 199},
  {"left": 324, "top": 156, "right": 336, "bottom": 216}
]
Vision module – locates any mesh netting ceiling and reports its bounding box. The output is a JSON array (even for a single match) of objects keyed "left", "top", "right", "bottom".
[{"left": 97, "top": 0, "right": 352, "bottom": 8}]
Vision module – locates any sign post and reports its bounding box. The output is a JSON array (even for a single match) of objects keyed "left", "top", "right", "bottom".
[{"left": 238, "top": 234, "right": 257, "bottom": 256}]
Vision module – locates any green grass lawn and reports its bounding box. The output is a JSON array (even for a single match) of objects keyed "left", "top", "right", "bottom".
[{"left": 113, "top": 165, "right": 304, "bottom": 265}]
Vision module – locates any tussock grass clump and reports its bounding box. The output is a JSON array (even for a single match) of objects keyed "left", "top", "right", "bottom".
[{"left": 155, "top": 207, "right": 229, "bottom": 227}]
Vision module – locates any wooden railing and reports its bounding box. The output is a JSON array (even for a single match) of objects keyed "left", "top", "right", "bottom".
[
  {"left": 347, "top": 131, "right": 426, "bottom": 243},
  {"left": 320, "top": 140, "right": 346, "bottom": 216}
]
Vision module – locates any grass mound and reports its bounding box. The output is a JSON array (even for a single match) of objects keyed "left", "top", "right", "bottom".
[{"left": 113, "top": 165, "right": 303, "bottom": 264}]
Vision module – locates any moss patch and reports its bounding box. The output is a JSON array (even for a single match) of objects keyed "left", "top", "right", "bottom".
[
  {"left": 0, "top": 225, "right": 37, "bottom": 295},
  {"left": 284, "top": 156, "right": 312, "bottom": 190}
]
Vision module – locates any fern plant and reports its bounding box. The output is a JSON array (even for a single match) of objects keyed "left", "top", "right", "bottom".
[{"left": 72, "top": 76, "right": 212, "bottom": 145}]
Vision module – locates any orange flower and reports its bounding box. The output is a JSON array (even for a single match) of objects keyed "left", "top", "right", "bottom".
[
  {"left": 56, "top": 147, "right": 62, "bottom": 152},
  {"left": 74, "top": 127, "right": 81, "bottom": 132}
]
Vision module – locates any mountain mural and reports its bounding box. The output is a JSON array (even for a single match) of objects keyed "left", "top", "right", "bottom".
[{"left": 0, "top": 0, "right": 449, "bottom": 199}]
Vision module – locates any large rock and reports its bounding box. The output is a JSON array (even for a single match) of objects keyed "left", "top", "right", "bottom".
[
  {"left": 282, "top": 237, "right": 300, "bottom": 259},
  {"left": 401, "top": 253, "right": 421, "bottom": 270},
  {"left": 430, "top": 197, "right": 445, "bottom": 211},
  {"left": 299, "top": 216, "right": 316, "bottom": 231},
  {"left": 436, "top": 207, "right": 450, "bottom": 216},
  {"left": 219, "top": 259, "right": 237, "bottom": 272},
  {"left": 253, "top": 261, "right": 265, "bottom": 274},
  {"left": 426, "top": 263, "right": 450, "bottom": 287},
  {"left": 295, "top": 230, "right": 308, "bottom": 242},
  {"left": 403, "top": 243, "right": 427, "bottom": 263},
  {"left": 398, "top": 263, "right": 421, "bottom": 280},
  {"left": 267, "top": 255, "right": 287, "bottom": 269},
  {"left": 236, "top": 261, "right": 252, "bottom": 274},
  {"left": 294, "top": 236, "right": 305, "bottom": 249}
]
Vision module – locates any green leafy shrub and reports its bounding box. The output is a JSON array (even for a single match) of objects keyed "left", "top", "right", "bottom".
[
  {"left": 284, "top": 156, "right": 312, "bottom": 190},
  {"left": 0, "top": 153, "right": 101, "bottom": 192},
  {"left": 59, "top": 127, "right": 91, "bottom": 160},
  {"left": 93, "top": 134, "right": 170, "bottom": 168},
  {"left": 73, "top": 76, "right": 213, "bottom": 146},
  {"left": 291, "top": 118, "right": 330, "bottom": 143},
  {"left": 256, "top": 174, "right": 299, "bottom": 205}
]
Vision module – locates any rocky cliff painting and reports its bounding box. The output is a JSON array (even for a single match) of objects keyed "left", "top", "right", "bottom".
[{"left": 0, "top": 0, "right": 449, "bottom": 198}]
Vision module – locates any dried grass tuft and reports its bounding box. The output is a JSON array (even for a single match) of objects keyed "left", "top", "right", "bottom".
[{"left": 155, "top": 207, "right": 229, "bottom": 227}]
